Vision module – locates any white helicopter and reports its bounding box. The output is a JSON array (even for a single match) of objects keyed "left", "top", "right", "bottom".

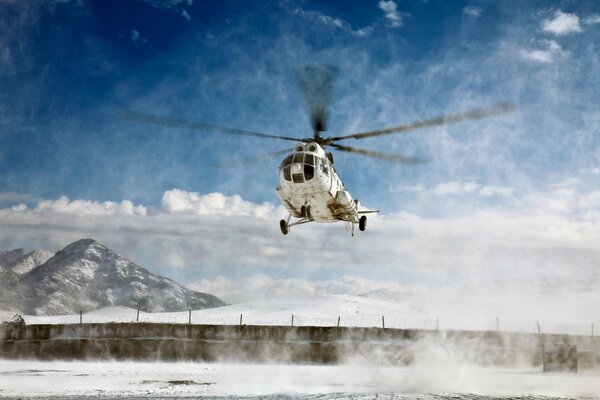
[{"left": 124, "top": 66, "right": 514, "bottom": 236}]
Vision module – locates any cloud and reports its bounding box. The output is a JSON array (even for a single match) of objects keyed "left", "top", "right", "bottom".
[
  {"left": 430, "top": 181, "right": 480, "bottom": 195},
  {"left": 190, "top": 274, "right": 406, "bottom": 304},
  {"left": 160, "top": 189, "right": 276, "bottom": 217},
  {"left": 400, "top": 181, "right": 515, "bottom": 197},
  {"left": 181, "top": 9, "right": 191, "bottom": 21},
  {"left": 463, "top": 6, "right": 482, "bottom": 18},
  {"left": 130, "top": 29, "right": 147, "bottom": 43},
  {"left": 0, "top": 192, "right": 38, "bottom": 203},
  {"left": 378, "top": 0, "right": 403, "bottom": 28},
  {"left": 140, "top": 0, "right": 192, "bottom": 10},
  {"left": 583, "top": 14, "right": 600, "bottom": 25},
  {"left": 541, "top": 10, "right": 582, "bottom": 35},
  {"left": 291, "top": 7, "right": 374, "bottom": 37},
  {"left": 519, "top": 39, "right": 565, "bottom": 63},
  {"left": 0, "top": 184, "right": 598, "bottom": 293},
  {"left": 32, "top": 196, "right": 147, "bottom": 216}
]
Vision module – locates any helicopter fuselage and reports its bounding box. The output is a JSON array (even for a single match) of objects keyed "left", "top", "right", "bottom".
[{"left": 275, "top": 142, "right": 362, "bottom": 227}]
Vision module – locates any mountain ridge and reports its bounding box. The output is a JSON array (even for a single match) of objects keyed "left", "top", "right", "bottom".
[{"left": 1, "top": 239, "right": 225, "bottom": 315}]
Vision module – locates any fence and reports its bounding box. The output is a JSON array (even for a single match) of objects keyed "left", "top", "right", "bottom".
[{"left": 11, "top": 309, "right": 597, "bottom": 337}]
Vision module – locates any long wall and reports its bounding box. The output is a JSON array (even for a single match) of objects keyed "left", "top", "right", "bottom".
[{"left": 1, "top": 323, "right": 599, "bottom": 367}]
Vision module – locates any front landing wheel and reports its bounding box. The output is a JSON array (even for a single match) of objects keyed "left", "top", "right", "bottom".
[
  {"left": 359, "top": 215, "right": 367, "bottom": 231},
  {"left": 280, "top": 219, "right": 289, "bottom": 235}
]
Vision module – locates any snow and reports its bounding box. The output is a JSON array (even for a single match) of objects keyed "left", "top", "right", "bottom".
[
  {"left": 7, "top": 289, "right": 598, "bottom": 336},
  {"left": 0, "top": 359, "right": 599, "bottom": 398}
]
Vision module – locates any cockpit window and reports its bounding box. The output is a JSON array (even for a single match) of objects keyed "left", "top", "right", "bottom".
[
  {"left": 293, "top": 153, "right": 303, "bottom": 163},
  {"left": 283, "top": 166, "right": 291, "bottom": 181},
  {"left": 292, "top": 173, "right": 304, "bottom": 183},
  {"left": 281, "top": 155, "right": 293, "bottom": 169},
  {"left": 304, "top": 154, "right": 314, "bottom": 166},
  {"left": 304, "top": 164, "right": 314, "bottom": 180}
]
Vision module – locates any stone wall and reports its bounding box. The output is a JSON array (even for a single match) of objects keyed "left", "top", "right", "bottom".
[{"left": 1, "top": 323, "right": 599, "bottom": 367}]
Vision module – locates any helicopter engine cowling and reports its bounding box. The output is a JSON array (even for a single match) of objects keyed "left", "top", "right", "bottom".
[{"left": 335, "top": 190, "right": 356, "bottom": 213}]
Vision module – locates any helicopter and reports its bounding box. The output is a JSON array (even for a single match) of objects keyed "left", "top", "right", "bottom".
[{"left": 124, "top": 66, "right": 515, "bottom": 236}]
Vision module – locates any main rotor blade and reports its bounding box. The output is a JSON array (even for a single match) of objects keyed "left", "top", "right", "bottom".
[
  {"left": 294, "top": 65, "right": 337, "bottom": 136},
  {"left": 330, "top": 143, "right": 428, "bottom": 165},
  {"left": 330, "top": 102, "right": 516, "bottom": 142},
  {"left": 123, "top": 111, "right": 301, "bottom": 142},
  {"left": 212, "top": 149, "right": 292, "bottom": 168}
]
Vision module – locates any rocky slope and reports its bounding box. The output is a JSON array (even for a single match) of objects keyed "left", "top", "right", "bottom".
[
  {"left": 1, "top": 239, "right": 225, "bottom": 315},
  {"left": 0, "top": 249, "right": 54, "bottom": 275}
]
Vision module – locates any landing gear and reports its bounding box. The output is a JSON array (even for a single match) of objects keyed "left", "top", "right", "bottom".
[
  {"left": 279, "top": 212, "right": 312, "bottom": 235},
  {"left": 359, "top": 215, "right": 367, "bottom": 231},
  {"left": 279, "top": 219, "right": 289, "bottom": 235}
]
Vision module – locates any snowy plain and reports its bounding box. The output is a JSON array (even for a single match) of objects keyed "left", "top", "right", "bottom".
[{"left": 0, "top": 359, "right": 599, "bottom": 398}]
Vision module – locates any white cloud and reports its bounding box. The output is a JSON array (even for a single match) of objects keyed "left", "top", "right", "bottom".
[
  {"left": 160, "top": 189, "right": 276, "bottom": 217},
  {"left": 431, "top": 181, "right": 480, "bottom": 195},
  {"left": 130, "top": 29, "right": 147, "bottom": 43},
  {"left": 0, "top": 184, "right": 598, "bottom": 295},
  {"left": 463, "top": 6, "right": 482, "bottom": 18},
  {"left": 190, "top": 274, "right": 406, "bottom": 304},
  {"left": 11, "top": 204, "right": 27, "bottom": 212},
  {"left": 34, "top": 196, "right": 147, "bottom": 216},
  {"left": 580, "top": 167, "right": 600, "bottom": 175},
  {"left": 378, "top": 0, "right": 403, "bottom": 28},
  {"left": 583, "top": 14, "right": 600, "bottom": 25},
  {"left": 519, "top": 39, "right": 565, "bottom": 63},
  {"left": 292, "top": 7, "right": 373, "bottom": 37},
  {"left": 181, "top": 9, "right": 190, "bottom": 21},
  {"left": 0, "top": 192, "right": 37, "bottom": 203},
  {"left": 541, "top": 10, "right": 582, "bottom": 35},
  {"left": 406, "top": 181, "right": 514, "bottom": 197},
  {"left": 140, "top": 0, "right": 192, "bottom": 9}
]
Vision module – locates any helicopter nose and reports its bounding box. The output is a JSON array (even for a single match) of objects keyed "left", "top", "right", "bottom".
[{"left": 291, "top": 163, "right": 303, "bottom": 174}]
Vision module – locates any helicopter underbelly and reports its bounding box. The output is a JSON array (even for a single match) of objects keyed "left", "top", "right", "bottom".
[{"left": 275, "top": 173, "right": 357, "bottom": 223}]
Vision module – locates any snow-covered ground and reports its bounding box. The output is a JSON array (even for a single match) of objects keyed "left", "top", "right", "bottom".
[
  {"left": 8, "top": 289, "right": 600, "bottom": 336},
  {"left": 0, "top": 359, "right": 599, "bottom": 398}
]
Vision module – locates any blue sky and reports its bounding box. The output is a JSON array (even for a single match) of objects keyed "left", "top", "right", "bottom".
[{"left": 1, "top": 1, "right": 599, "bottom": 302}]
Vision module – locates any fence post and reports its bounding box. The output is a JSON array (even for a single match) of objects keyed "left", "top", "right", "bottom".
[
  {"left": 291, "top": 314, "right": 294, "bottom": 327},
  {"left": 188, "top": 309, "right": 192, "bottom": 324},
  {"left": 240, "top": 314, "right": 243, "bottom": 326},
  {"left": 382, "top": 315, "right": 385, "bottom": 329},
  {"left": 496, "top": 317, "right": 499, "bottom": 332},
  {"left": 337, "top": 316, "right": 340, "bottom": 327},
  {"left": 136, "top": 309, "right": 140, "bottom": 322},
  {"left": 79, "top": 310, "right": 82, "bottom": 324},
  {"left": 436, "top": 318, "right": 439, "bottom": 331},
  {"left": 536, "top": 321, "right": 541, "bottom": 334}
]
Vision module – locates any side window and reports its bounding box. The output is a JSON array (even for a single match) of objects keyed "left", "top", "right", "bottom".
[
  {"left": 282, "top": 155, "right": 293, "bottom": 168},
  {"left": 304, "top": 154, "right": 314, "bottom": 165},
  {"left": 293, "top": 153, "right": 303, "bottom": 163},
  {"left": 322, "top": 158, "right": 329, "bottom": 176},
  {"left": 283, "top": 166, "right": 291, "bottom": 181}
]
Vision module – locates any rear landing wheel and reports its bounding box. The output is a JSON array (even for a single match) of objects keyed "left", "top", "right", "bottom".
[
  {"left": 359, "top": 215, "right": 367, "bottom": 231},
  {"left": 279, "top": 219, "right": 289, "bottom": 235}
]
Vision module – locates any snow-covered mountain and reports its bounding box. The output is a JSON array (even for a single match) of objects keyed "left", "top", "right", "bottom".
[
  {"left": 1, "top": 239, "right": 225, "bottom": 315},
  {"left": 0, "top": 248, "right": 54, "bottom": 275}
]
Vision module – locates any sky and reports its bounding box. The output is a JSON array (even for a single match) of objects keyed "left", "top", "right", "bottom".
[{"left": 0, "top": 0, "right": 599, "bottom": 304}]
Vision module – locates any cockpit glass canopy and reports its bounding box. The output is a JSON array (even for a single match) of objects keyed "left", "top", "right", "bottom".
[{"left": 281, "top": 152, "right": 328, "bottom": 183}]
